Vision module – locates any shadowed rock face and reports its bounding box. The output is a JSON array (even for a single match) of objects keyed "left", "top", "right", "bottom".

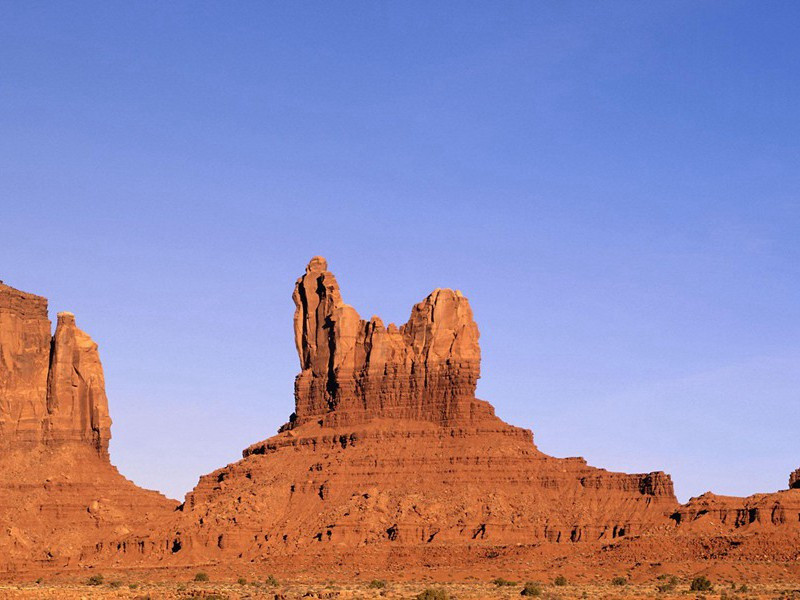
[
  {"left": 291, "top": 256, "right": 484, "bottom": 428},
  {"left": 791, "top": 469, "right": 800, "bottom": 489}
]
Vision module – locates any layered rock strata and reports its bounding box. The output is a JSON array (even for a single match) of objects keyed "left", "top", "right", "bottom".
[
  {"left": 290, "top": 256, "right": 485, "bottom": 428},
  {"left": 122, "top": 258, "right": 678, "bottom": 571},
  {"left": 0, "top": 282, "right": 176, "bottom": 575}
]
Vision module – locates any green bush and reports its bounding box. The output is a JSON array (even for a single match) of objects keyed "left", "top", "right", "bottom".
[
  {"left": 237, "top": 577, "right": 247, "bottom": 585},
  {"left": 194, "top": 572, "right": 209, "bottom": 582},
  {"left": 690, "top": 575, "right": 712, "bottom": 591},
  {"left": 416, "top": 588, "right": 450, "bottom": 600},
  {"left": 611, "top": 576, "right": 627, "bottom": 586},
  {"left": 368, "top": 579, "right": 387, "bottom": 589},
  {"left": 266, "top": 574, "right": 279, "bottom": 586},
  {"left": 493, "top": 577, "right": 517, "bottom": 587},
  {"left": 86, "top": 574, "right": 104, "bottom": 586},
  {"left": 521, "top": 581, "right": 542, "bottom": 596},
  {"left": 553, "top": 575, "right": 567, "bottom": 586}
]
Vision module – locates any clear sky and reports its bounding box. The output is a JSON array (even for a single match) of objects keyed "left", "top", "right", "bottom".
[{"left": 1, "top": 2, "right": 798, "bottom": 502}]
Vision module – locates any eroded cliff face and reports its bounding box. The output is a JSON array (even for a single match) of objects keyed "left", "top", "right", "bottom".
[
  {"left": 0, "top": 284, "right": 51, "bottom": 444},
  {"left": 47, "top": 312, "right": 112, "bottom": 456},
  {"left": 0, "top": 284, "right": 112, "bottom": 454},
  {"left": 790, "top": 469, "right": 800, "bottom": 490},
  {"left": 0, "top": 282, "right": 176, "bottom": 576},
  {"left": 114, "top": 257, "right": 678, "bottom": 573},
  {"left": 291, "top": 256, "right": 485, "bottom": 428}
]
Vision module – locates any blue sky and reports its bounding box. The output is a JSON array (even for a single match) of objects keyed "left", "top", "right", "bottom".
[{"left": 1, "top": 2, "right": 798, "bottom": 501}]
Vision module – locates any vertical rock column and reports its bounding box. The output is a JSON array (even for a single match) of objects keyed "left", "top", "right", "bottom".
[
  {"left": 46, "top": 312, "right": 112, "bottom": 456},
  {"left": 290, "top": 256, "right": 483, "bottom": 427},
  {"left": 0, "top": 283, "right": 52, "bottom": 444}
]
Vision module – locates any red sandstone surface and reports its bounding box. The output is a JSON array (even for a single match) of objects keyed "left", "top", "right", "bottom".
[
  {"left": 0, "top": 261, "right": 798, "bottom": 582},
  {"left": 0, "top": 283, "right": 177, "bottom": 577}
]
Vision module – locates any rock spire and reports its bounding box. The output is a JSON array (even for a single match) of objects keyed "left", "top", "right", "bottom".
[{"left": 290, "top": 256, "right": 485, "bottom": 428}]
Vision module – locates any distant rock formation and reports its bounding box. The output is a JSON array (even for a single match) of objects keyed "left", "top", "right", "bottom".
[
  {"left": 0, "top": 282, "right": 176, "bottom": 576},
  {"left": 290, "top": 256, "right": 485, "bottom": 428},
  {"left": 3, "top": 262, "right": 799, "bottom": 580},
  {"left": 118, "top": 257, "right": 678, "bottom": 572},
  {"left": 0, "top": 285, "right": 111, "bottom": 455},
  {"left": 0, "top": 284, "right": 51, "bottom": 444}
]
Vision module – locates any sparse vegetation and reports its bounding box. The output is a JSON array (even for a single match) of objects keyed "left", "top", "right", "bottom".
[
  {"left": 553, "top": 575, "right": 567, "bottom": 586},
  {"left": 656, "top": 575, "right": 679, "bottom": 593},
  {"left": 416, "top": 587, "right": 450, "bottom": 600},
  {"left": 266, "top": 574, "right": 279, "bottom": 586},
  {"left": 690, "top": 575, "right": 713, "bottom": 591},
  {"left": 521, "top": 581, "right": 543, "bottom": 596},
  {"left": 109, "top": 580, "right": 123, "bottom": 589},
  {"left": 85, "top": 574, "right": 104, "bottom": 586},
  {"left": 368, "top": 579, "right": 387, "bottom": 588},
  {"left": 237, "top": 576, "right": 247, "bottom": 585},
  {"left": 611, "top": 576, "right": 627, "bottom": 586},
  {"left": 493, "top": 577, "right": 517, "bottom": 587},
  {"left": 193, "top": 572, "right": 209, "bottom": 582}
]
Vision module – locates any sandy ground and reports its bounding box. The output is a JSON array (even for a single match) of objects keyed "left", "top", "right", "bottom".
[{"left": 1, "top": 578, "right": 799, "bottom": 600}]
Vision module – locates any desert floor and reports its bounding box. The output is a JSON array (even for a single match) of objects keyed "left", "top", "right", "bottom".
[{"left": 1, "top": 578, "right": 798, "bottom": 600}]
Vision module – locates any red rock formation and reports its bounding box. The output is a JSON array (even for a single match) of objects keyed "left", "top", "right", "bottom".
[
  {"left": 790, "top": 469, "right": 800, "bottom": 490},
  {"left": 120, "top": 257, "right": 677, "bottom": 573},
  {"left": 290, "top": 256, "right": 485, "bottom": 428},
  {"left": 0, "top": 284, "right": 51, "bottom": 444},
  {"left": 0, "top": 282, "right": 176, "bottom": 576},
  {"left": 46, "top": 312, "right": 112, "bottom": 456}
]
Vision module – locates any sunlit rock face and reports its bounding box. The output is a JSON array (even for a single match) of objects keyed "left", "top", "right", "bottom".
[
  {"left": 290, "top": 256, "right": 485, "bottom": 428},
  {"left": 0, "top": 282, "right": 176, "bottom": 576},
  {"left": 129, "top": 257, "right": 678, "bottom": 573}
]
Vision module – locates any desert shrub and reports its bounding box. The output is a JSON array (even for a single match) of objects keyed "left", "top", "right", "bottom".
[
  {"left": 266, "top": 574, "right": 279, "bottom": 586},
  {"left": 739, "top": 584, "right": 749, "bottom": 592},
  {"left": 416, "top": 588, "right": 450, "bottom": 600},
  {"left": 493, "top": 577, "right": 517, "bottom": 587},
  {"left": 368, "top": 579, "right": 387, "bottom": 588},
  {"left": 109, "top": 580, "right": 123, "bottom": 589},
  {"left": 690, "top": 575, "right": 712, "bottom": 591},
  {"left": 237, "top": 577, "right": 247, "bottom": 585},
  {"left": 86, "top": 574, "right": 104, "bottom": 586},
  {"left": 521, "top": 581, "right": 542, "bottom": 596},
  {"left": 656, "top": 575, "right": 678, "bottom": 593},
  {"left": 129, "top": 583, "right": 139, "bottom": 589},
  {"left": 194, "top": 572, "right": 209, "bottom": 582},
  {"left": 611, "top": 576, "right": 627, "bottom": 586},
  {"left": 553, "top": 575, "right": 567, "bottom": 586}
]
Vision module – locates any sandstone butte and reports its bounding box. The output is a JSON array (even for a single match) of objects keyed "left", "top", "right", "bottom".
[{"left": 0, "top": 259, "right": 799, "bottom": 582}]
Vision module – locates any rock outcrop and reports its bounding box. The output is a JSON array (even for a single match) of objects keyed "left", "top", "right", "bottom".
[
  {"left": 0, "top": 284, "right": 51, "bottom": 444},
  {"left": 46, "top": 312, "right": 112, "bottom": 456},
  {"left": 0, "top": 284, "right": 112, "bottom": 454},
  {"left": 790, "top": 469, "right": 800, "bottom": 490},
  {"left": 290, "top": 256, "right": 485, "bottom": 428},
  {"left": 0, "top": 282, "right": 176, "bottom": 576},
  {"left": 119, "top": 257, "right": 678, "bottom": 573}
]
